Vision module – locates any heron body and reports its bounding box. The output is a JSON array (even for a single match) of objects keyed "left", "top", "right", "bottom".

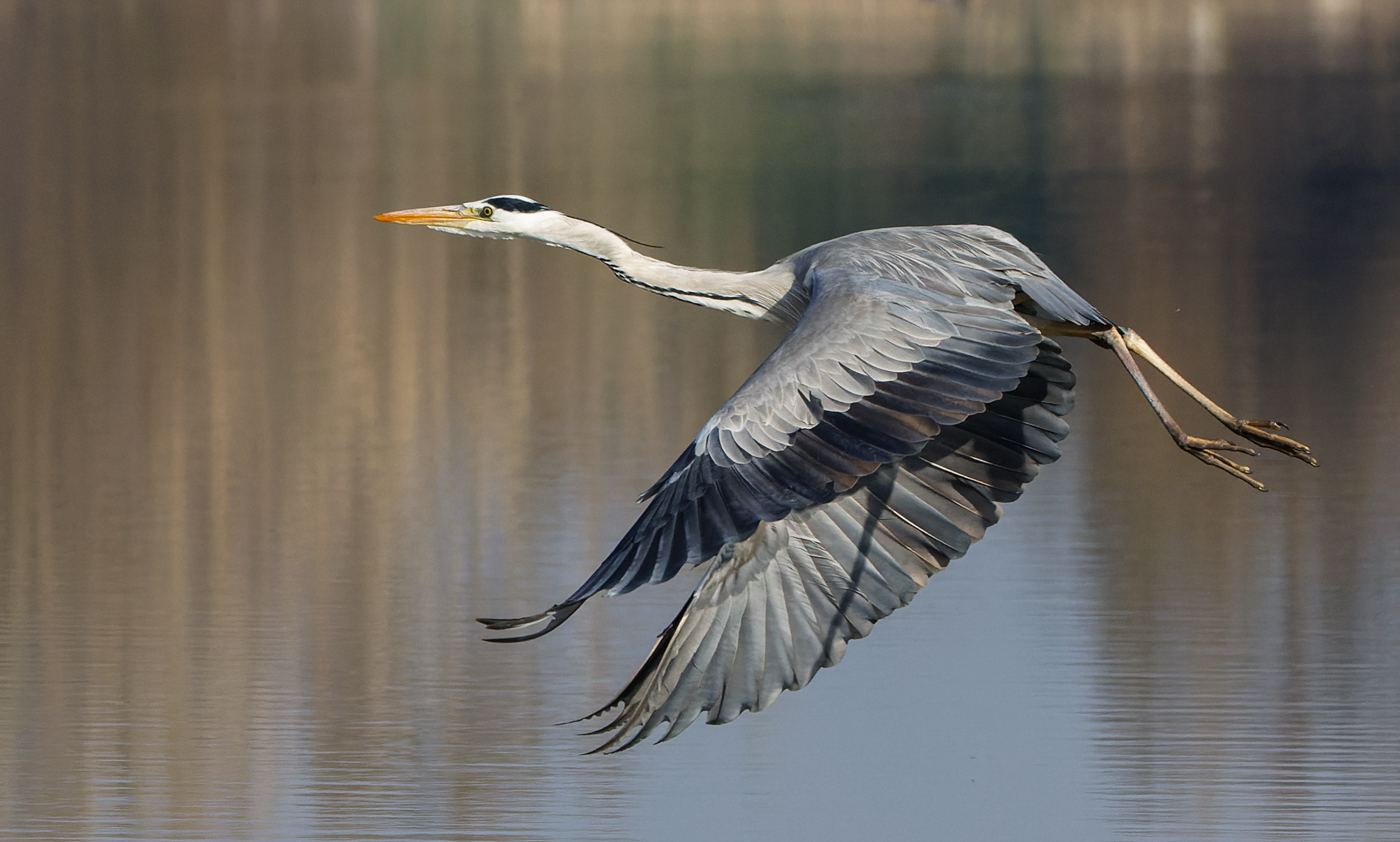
[{"left": 377, "top": 196, "right": 1315, "bottom": 752}]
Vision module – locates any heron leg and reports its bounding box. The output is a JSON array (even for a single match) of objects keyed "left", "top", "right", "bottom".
[
  {"left": 1090, "top": 326, "right": 1275, "bottom": 491},
  {"left": 1113, "top": 327, "right": 1317, "bottom": 466}
]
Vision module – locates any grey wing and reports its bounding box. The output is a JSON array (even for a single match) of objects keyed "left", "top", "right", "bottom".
[
  {"left": 937, "top": 224, "right": 1108, "bottom": 326},
  {"left": 809, "top": 225, "right": 1108, "bottom": 327},
  {"left": 480, "top": 257, "right": 1045, "bottom": 640},
  {"left": 579, "top": 340, "right": 1076, "bottom": 752}
]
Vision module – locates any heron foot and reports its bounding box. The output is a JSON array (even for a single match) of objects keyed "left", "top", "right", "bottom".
[
  {"left": 1230, "top": 419, "right": 1319, "bottom": 467},
  {"left": 1177, "top": 435, "right": 1267, "bottom": 491}
]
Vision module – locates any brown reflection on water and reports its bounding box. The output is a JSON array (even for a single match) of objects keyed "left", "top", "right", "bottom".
[
  {"left": 2, "top": 1, "right": 1399, "bottom": 839},
  {"left": 1036, "top": 9, "right": 1400, "bottom": 829}
]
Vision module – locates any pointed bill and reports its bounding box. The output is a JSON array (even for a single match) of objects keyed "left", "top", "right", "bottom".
[{"left": 375, "top": 205, "right": 484, "bottom": 224}]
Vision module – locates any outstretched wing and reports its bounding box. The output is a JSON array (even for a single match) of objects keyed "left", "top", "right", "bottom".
[
  {"left": 579, "top": 340, "right": 1075, "bottom": 752},
  {"left": 480, "top": 249, "right": 1047, "bottom": 640}
]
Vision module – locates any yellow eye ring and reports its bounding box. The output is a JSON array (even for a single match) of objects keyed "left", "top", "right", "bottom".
[{"left": 480, "top": 205, "right": 494, "bottom": 218}]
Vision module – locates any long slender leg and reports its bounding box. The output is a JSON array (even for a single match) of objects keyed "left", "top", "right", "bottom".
[
  {"left": 1091, "top": 326, "right": 1270, "bottom": 490},
  {"left": 1023, "top": 314, "right": 1317, "bottom": 489},
  {"left": 1116, "top": 327, "right": 1317, "bottom": 466}
]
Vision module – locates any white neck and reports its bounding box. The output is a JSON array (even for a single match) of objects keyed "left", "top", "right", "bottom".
[{"left": 526, "top": 216, "right": 803, "bottom": 323}]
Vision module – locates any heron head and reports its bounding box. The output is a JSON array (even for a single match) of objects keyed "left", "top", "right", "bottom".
[{"left": 375, "top": 195, "right": 562, "bottom": 241}]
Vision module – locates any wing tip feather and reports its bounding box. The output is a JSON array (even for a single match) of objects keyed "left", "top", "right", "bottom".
[{"left": 477, "top": 600, "right": 585, "bottom": 642}]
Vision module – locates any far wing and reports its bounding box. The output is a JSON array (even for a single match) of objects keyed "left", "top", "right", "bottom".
[
  {"left": 579, "top": 340, "right": 1075, "bottom": 751},
  {"left": 480, "top": 262, "right": 1043, "bottom": 640}
]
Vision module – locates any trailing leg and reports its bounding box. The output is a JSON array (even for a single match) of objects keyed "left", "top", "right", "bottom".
[
  {"left": 1114, "top": 327, "right": 1317, "bottom": 465},
  {"left": 1091, "top": 326, "right": 1272, "bottom": 490}
]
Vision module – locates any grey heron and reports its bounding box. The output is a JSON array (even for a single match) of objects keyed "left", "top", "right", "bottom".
[{"left": 377, "top": 196, "right": 1316, "bottom": 752}]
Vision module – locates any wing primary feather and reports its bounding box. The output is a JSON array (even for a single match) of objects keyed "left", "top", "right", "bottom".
[{"left": 478, "top": 600, "right": 586, "bottom": 642}]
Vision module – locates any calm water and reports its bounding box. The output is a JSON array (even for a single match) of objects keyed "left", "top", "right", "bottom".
[{"left": 3, "top": 1, "right": 1400, "bottom": 840}]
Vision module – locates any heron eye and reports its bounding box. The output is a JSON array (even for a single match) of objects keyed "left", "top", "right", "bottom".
[{"left": 480, "top": 205, "right": 494, "bottom": 218}]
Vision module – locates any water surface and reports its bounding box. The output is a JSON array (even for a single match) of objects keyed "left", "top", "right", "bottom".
[{"left": 2, "top": 1, "right": 1399, "bottom": 840}]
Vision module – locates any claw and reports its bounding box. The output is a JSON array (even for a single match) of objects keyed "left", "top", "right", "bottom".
[
  {"left": 1230, "top": 420, "right": 1318, "bottom": 467},
  {"left": 1192, "top": 437, "right": 1258, "bottom": 457},
  {"left": 1178, "top": 436, "right": 1267, "bottom": 490}
]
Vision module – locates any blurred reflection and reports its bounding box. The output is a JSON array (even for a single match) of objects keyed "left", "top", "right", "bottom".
[{"left": 1, "top": 1, "right": 1398, "bottom": 840}]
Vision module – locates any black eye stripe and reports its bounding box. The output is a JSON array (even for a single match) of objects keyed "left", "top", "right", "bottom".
[{"left": 485, "top": 196, "right": 549, "bottom": 213}]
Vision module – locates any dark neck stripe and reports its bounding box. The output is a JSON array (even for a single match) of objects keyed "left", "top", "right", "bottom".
[{"left": 598, "top": 259, "right": 760, "bottom": 305}]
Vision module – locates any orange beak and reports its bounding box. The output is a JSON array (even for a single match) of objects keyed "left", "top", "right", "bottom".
[{"left": 375, "top": 205, "right": 478, "bottom": 224}]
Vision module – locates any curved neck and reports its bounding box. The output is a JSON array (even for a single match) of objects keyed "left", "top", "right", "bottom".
[{"left": 531, "top": 217, "right": 803, "bottom": 323}]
